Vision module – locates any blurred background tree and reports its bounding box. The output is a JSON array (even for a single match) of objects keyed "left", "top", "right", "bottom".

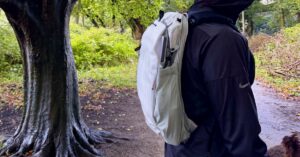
[
  {"left": 1, "top": 0, "right": 299, "bottom": 73},
  {"left": 0, "top": 0, "right": 299, "bottom": 96},
  {"left": 244, "top": 0, "right": 300, "bottom": 35}
]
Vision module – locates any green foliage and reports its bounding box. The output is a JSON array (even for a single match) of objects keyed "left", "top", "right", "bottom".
[
  {"left": 76, "top": 0, "right": 115, "bottom": 27},
  {"left": 75, "top": 0, "right": 164, "bottom": 27},
  {"left": 78, "top": 63, "right": 137, "bottom": 88},
  {"left": 270, "top": 0, "right": 300, "bottom": 28},
  {"left": 1, "top": 12, "right": 138, "bottom": 79},
  {"left": 70, "top": 23, "right": 137, "bottom": 70},
  {"left": 245, "top": 0, "right": 300, "bottom": 35},
  {"left": 73, "top": 0, "right": 194, "bottom": 39},
  {"left": 274, "top": 0, "right": 300, "bottom": 16},
  {"left": 164, "top": 0, "right": 193, "bottom": 12},
  {"left": 0, "top": 11, "right": 22, "bottom": 73},
  {"left": 283, "top": 24, "right": 300, "bottom": 42},
  {"left": 114, "top": 0, "right": 164, "bottom": 27}
]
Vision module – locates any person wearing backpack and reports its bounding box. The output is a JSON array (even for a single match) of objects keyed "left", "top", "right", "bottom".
[{"left": 164, "top": 0, "right": 268, "bottom": 157}]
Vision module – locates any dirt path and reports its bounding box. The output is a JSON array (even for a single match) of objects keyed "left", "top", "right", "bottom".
[
  {"left": 0, "top": 85, "right": 164, "bottom": 157},
  {"left": 0, "top": 81, "right": 299, "bottom": 156},
  {"left": 89, "top": 88, "right": 164, "bottom": 157},
  {"left": 253, "top": 81, "right": 300, "bottom": 148}
]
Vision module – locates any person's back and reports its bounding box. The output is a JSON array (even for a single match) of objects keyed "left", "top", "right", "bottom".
[{"left": 165, "top": 1, "right": 268, "bottom": 157}]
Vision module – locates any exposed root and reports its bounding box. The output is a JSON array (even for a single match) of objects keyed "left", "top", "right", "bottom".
[
  {"left": 0, "top": 136, "right": 23, "bottom": 156},
  {"left": 0, "top": 124, "right": 118, "bottom": 157},
  {"left": 85, "top": 129, "right": 114, "bottom": 144}
]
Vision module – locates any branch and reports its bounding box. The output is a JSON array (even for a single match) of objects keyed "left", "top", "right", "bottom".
[
  {"left": 285, "top": 61, "right": 300, "bottom": 71},
  {"left": 270, "top": 70, "right": 300, "bottom": 79},
  {"left": 0, "top": 0, "right": 25, "bottom": 14},
  {"left": 72, "top": 0, "right": 77, "bottom": 5}
]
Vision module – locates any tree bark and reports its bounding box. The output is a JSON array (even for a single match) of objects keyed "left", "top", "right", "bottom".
[
  {"left": 128, "top": 18, "right": 145, "bottom": 40},
  {"left": 0, "top": 1, "right": 112, "bottom": 157},
  {"left": 280, "top": 8, "right": 286, "bottom": 28},
  {"left": 75, "top": 0, "right": 82, "bottom": 24},
  {"left": 246, "top": 18, "right": 254, "bottom": 37}
]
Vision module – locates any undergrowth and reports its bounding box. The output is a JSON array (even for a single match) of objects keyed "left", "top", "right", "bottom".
[
  {"left": 70, "top": 24, "right": 137, "bottom": 70},
  {"left": 78, "top": 63, "right": 137, "bottom": 88},
  {"left": 0, "top": 63, "right": 137, "bottom": 108},
  {"left": 250, "top": 24, "right": 300, "bottom": 98},
  {"left": 0, "top": 15, "right": 138, "bottom": 89}
]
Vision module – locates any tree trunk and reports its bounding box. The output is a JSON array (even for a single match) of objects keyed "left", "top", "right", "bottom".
[
  {"left": 75, "top": 0, "right": 82, "bottom": 24},
  {"left": 280, "top": 8, "right": 286, "bottom": 28},
  {"left": 246, "top": 19, "right": 254, "bottom": 37},
  {"left": 128, "top": 18, "right": 145, "bottom": 40},
  {"left": 83, "top": 11, "right": 105, "bottom": 28},
  {"left": 82, "top": 16, "right": 85, "bottom": 27},
  {"left": 0, "top": 1, "right": 112, "bottom": 156},
  {"left": 120, "top": 22, "right": 125, "bottom": 34},
  {"left": 297, "top": 12, "right": 300, "bottom": 23}
]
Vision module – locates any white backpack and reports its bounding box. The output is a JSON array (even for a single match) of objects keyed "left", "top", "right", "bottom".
[{"left": 137, "top": 12, "right": 197, "bottom": 145}]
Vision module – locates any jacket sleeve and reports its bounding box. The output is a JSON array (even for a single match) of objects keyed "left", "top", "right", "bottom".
[{"left": 201, "top": 30, "right": 267, "bottom": 157}]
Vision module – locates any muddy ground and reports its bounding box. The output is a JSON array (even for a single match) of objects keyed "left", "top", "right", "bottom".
[
  {"left": 0, "top": 84, "right": 164, "bottom": 157},
  {"left": 253, "top": 82, "right": 300, "bottom": 147},
  {"left": 0, "top": 81, "right": 299, "bottom": 157}
]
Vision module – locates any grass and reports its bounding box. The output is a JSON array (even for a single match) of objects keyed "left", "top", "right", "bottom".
[
  {"left": 0, "top": 63, "right": 137, "bottom": 89},
  {"left": 255, "top": 59, "right": 300, "bottom": 97},
  {"left": 0, "top": 71, "right": 23, "bottom": 84},
  {"left": 78, "top": 63, "right": 137, "bottom": 88},
  {"left": 0, "top": 63, "right": 137, "bottom": 108}
]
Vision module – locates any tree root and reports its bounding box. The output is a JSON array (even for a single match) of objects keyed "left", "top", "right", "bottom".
[{"left": 0, "top": 123, "right": 122, "bottom": 157}]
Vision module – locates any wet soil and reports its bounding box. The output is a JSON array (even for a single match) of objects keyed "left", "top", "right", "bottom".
[
  {"left": 0, "top": 81, "right": 299, "bottom": 156},
  {"left": 0, "top": 86, "right": 164, "bottom": 157},
  {"left": 253, "top": 82, "right": 300, "bottom": 147}
]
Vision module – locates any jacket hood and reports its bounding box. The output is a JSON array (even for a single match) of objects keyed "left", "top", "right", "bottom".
[{"left": 193, "top": 0, "right": 254, "bottom": 22}]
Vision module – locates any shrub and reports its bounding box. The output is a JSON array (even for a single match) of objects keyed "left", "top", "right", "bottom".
[
  {"left": 70, "top": 24, "right": 137, "bottom": 70},
  {"left": 249, "top": 24, "right": 300, "bottom": 97},
  {"left": 283, "top": 24, "right": 300, "bottom": 43},
  {"left": 0, "top": 11, "right": 22, "bottom": 73},
  {"left": 248, "top": 33, "right": 272, "bottom": 52},
  {"left": 0, "top": 16, "right": 138, "bottom": 74}
]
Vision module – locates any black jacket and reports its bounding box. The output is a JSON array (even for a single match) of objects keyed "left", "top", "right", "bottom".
[{"left": 165, "top": 2, "right": 268, "bottom": 157}]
